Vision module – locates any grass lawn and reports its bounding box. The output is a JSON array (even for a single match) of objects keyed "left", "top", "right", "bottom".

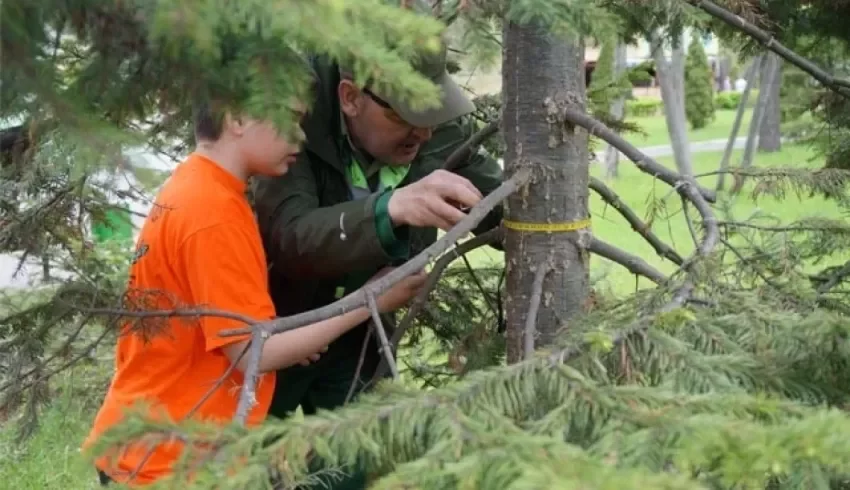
[
  {"left": 623, "top": 108, "right": 753, "bottom": 148},
  {"left": 3, "top": 142, "right": 846, "bottom": 489}
]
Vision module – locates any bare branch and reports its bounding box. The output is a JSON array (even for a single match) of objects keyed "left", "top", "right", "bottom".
[
  {"left": 684, "top": 0, "right": 850, "bottom": 100},
  {"left": 563, "top": 109, "right": 716, "bottom": 203},
  {"left": 443, "top": 119, "right": 501, "bottom": 171},
  {"left": 220, "top": 169, "right": 530, "bottom": 340},
  {"left": 523, "top": 263, "right": 550, "bottom": 360},
  {"left": 590, "top": 176, "right": 684, "bottom": 265},
  {"left": 588, "top": 238, "right": 667, "bottom": 285},
  {"left": 345, "top": 327, "right": 373, "bottom": 405},
  {"left": 234, "top": 330, "right": 265, "bottom": 425},
  {"left": 367, "top": 291, "right": 399, "bottom": 379}
]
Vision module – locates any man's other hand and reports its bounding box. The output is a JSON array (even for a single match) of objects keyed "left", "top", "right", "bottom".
[{"left": 387, "top": 170, "right": 482, "bottom": 231}]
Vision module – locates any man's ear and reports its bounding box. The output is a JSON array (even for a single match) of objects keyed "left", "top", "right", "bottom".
[{"left": 338, "top": 79, "right": 364, "bottom": 118}]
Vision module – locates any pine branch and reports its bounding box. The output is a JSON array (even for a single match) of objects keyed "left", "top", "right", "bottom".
[
  {"left": 588, "top": 237, "right": 667, "bottom": 284},
  {"left": 590, "top": 176, "right": 685, "bottom": 265},
  {"left": 684, "top": 0, "right": 850, "bottom": 100}
]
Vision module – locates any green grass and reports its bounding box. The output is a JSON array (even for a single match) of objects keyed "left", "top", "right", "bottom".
[
  {"left": 0, "top": 366, "right": 107, "bottom": 489},
  {"left": 623, "top": 108, "right": 754, "bottom": 148},
  {"left": 3, "top": 143, "right": 846, "bottom": 489}
]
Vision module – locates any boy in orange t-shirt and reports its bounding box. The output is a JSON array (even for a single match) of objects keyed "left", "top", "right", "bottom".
[{"left": 82, "top": 101, "right": 427, "bottom": 487}]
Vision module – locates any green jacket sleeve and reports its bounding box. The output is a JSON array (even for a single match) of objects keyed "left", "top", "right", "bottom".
[
  {"left": 420, "top": 116, "right": 505, "bottom": 247},
  {"left": 252, "top": 152, "right": 408, "bottom": 280}
]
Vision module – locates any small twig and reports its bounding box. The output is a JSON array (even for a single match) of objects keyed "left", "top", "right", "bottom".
[
  {"left": 234, "top": 329, "right": 266, "bottom": 425},
  {"left": 523, "top": 264, "right": 550, "bottom": 360},
  {"left": 588, "top": 238, "right": 667, "bottom": 285},
  {"left": 443, "top": 119, "right": 500, "bottom": 171},
  {"left": 684, "top": 0, "right": 850, "bottom": 100},
  {"left": 681, "top": 197, "right": 701, "bottom": 249},
  {"left": 220, "top": 170, "right": 529, "bottom": 340},
  {"left": 344, "top": 327, "right": 373, "bottom": 404},
  {"left": 367, "top": 291, "right": 398, "bottom": 379}
]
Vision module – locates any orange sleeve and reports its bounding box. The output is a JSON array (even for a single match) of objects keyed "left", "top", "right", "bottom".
[{"left": 179, "top": 223, "right": 276, "bottom": 352}]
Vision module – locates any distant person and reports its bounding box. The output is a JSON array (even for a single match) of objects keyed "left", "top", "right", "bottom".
[{"left": 81, "top": 95, "right": 427, "bottom": 487}]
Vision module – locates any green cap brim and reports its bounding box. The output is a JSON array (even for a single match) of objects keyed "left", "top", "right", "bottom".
[{"left": 379, "top": 72, "right": 475, "bottom": 128}]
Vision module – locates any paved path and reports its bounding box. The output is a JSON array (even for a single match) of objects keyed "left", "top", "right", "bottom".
[{"left": 0, "top": 137, "right": 746, "bottom": 290}]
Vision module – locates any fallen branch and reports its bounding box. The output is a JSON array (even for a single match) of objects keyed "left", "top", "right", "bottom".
[
  {"left": 588, "top": 238, "right": 667, "bottom": 285},
  {"left": 684, "top": 0, "right": 850, "bottom": 100},
  {"left": 589, "top": 177, "right": 684, "bottom": 265}
]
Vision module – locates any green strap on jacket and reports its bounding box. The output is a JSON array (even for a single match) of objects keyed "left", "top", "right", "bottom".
[{"left": 335, "top": 158, "right": 410, "bottom": 299}]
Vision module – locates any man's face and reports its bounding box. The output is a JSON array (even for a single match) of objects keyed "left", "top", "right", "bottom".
[{"left": 339, "top": 80, "right": 434, "bottom": 165}]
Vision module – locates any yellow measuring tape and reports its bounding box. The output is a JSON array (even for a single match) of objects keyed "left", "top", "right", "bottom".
[{"left": 501, "top": 217, "right": 591, "bottom": 233}]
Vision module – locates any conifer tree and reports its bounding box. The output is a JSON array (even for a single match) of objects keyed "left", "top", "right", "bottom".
[
  {"left": 684, "top": 33, "right": 716, "bottom": 129},
  {"left": 6, "top": 1, "right": 850, "bottom": 489}
]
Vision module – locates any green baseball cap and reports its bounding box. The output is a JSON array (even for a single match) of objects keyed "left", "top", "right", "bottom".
[{"left": 340, "top": 40, "right": 475, "bottom": 128}]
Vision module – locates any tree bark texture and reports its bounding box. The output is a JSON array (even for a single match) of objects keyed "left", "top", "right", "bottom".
[
  {"left": 758, "top": 53, "right": 783, "bottom": 153},
  {"left": 603, "top": 41, "right": 627, "bottom": 180},
  {"left": 502, "top": 21, "right": 589, "bottom": 364},
  {"left": 651, "top": 32, "right": 694, "bottom": 177}
]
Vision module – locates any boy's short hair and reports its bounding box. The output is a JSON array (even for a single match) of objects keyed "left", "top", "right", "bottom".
[{"left": 193, "top": 99, "right": 226, "bottom": 142}]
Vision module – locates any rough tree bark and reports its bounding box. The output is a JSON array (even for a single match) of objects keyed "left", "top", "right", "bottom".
[
  {"left": 758, "top": 53, "right": 783, "bottom": 153},
  {"left": 603, "top": 41, "right": 627, "bottom": 180},
  {"left": 651, "top": 31, "right": 694, "bottom": 177},
  {"left": 716, "top": 55, "right": 760, "bottom": 191},
  {"left": 502, "top": 20, "right": 589, "bottom": 363}
]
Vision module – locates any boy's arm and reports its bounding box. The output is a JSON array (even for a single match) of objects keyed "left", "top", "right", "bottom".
[{"left": 181, "top": 224, "right": 371, "bottom": 373}]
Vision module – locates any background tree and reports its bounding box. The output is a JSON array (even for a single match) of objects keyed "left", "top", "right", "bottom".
[{"left": 684, "top": 32, "right": 716, "bottom": 129}]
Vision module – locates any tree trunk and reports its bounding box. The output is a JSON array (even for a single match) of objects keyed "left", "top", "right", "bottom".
[
  {"left": 502, "top": 20, "right": 589, "bottom": 364},
  {"left": 603, "top": 41, "right": 627, "bottom": 180},
  {"left": 651, "top": 32, "right": 693, "bottom": 176},
  {"left": 731, "top": 52, "right": 780, "bottom": 194},
  {"left": 716, "top": 55, "right": 760, "bottom": 192},
  {"left": 758, "top": 53, "right": 783, "bottom": 153}
]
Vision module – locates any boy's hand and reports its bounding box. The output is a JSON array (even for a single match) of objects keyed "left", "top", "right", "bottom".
[
  {"left": 367, "top": 267, "right": 429, "bottom": 313},
  {"left": 298, "top": 345, "right": 328, "bottom": 366}
]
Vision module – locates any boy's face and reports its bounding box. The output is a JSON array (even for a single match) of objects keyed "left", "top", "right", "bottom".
[
  {"left": 240, "top": 119, "right": 304, "bottom": 177},
  {"left": 230, "top": 105, "right": 308, "bottom": 177}
]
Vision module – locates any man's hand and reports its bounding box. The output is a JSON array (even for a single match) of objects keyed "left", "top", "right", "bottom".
[{"left": 387, "top": 170, "right": 483, "bottom": 231}]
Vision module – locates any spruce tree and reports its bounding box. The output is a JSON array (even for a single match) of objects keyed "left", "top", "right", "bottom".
[{"left": 684, "top": 33, "right": 716, "bottom": 129}]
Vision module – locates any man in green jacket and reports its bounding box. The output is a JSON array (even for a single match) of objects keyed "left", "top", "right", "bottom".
[{"left": 252, "top": 40, "right": 503, "bottom": 488}]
